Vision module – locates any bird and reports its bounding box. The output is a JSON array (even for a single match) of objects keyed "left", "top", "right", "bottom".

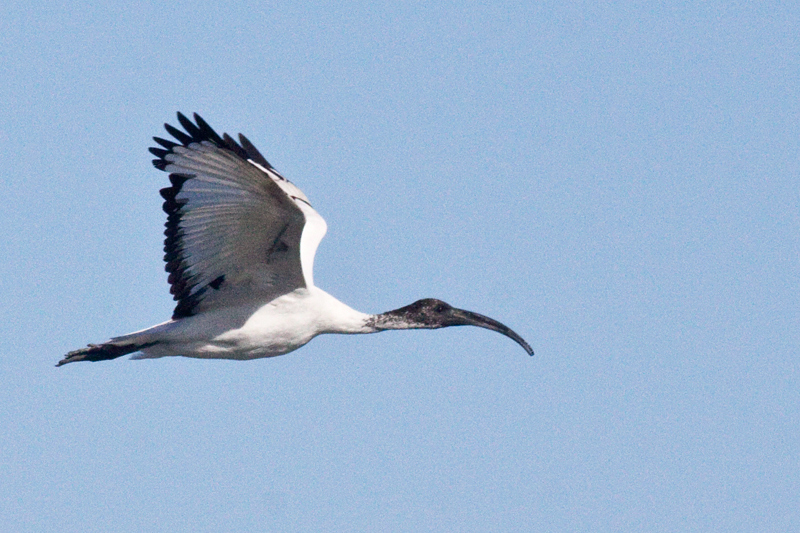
[{"left": 58, "top": 113, "right": 533, "bottom": 366}]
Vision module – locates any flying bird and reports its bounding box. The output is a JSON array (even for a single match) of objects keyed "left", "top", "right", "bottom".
[{"left": 58, "top": 113, "right": 532, "bottom": 366}]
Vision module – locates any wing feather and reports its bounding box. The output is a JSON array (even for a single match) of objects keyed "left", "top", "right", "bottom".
[{"left": 151, "top": 113, "right": 326, "bottom": 319}]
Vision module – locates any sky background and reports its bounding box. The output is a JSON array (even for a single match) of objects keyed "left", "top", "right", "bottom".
[{"left": 2, "top": 1, "right": 799, "bottom": 531}]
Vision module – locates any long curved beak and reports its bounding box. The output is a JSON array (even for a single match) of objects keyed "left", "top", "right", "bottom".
[{"left": 451, "top": 308, "right": 534, "bottom": 356}]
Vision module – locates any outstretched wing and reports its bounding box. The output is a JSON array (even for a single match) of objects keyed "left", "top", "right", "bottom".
[{"left": 149, "top": 112, "right": 327, "bottom": 319}]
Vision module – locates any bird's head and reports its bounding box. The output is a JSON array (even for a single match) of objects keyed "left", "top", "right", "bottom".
[{"left": 373, "top": 298, "right": 533, "bottom": 355}]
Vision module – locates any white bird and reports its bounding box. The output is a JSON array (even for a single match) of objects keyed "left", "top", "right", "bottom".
[{"left": 58, "top": 113, "right": 532, "bottom": 366}]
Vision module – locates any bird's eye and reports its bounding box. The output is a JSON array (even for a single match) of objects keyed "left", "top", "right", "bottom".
[{"left": 434, "top": 304, "right": 447, "bottom": 313}]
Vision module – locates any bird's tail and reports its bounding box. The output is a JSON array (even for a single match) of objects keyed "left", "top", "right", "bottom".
[{"left": 57, "top": 341, "right": 156, "bottom": 367}]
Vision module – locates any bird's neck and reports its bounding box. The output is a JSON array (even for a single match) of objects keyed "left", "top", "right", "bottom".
[
  {"left": 364, "top": 312, "right": 417, "bottom": 331},
  {"left": 307, "top": 289, "right": 421, "bottom": 335},
  {"left": 308, "top": 288, "right": 377, "bottom": 335}
]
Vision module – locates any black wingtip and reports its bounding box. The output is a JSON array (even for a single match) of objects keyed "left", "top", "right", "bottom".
[
  {"left": 153, "top": 136, "right": 178, "bottom": 150},
  {"left": 193, "top": 113, "right": 225, "bottom": 145},
  {"left": 238, "top": 133, "right": 272, "bottom": 168},
  {"left": 164, "top": 123, "right": 193, "bottom": 146},
  {"left": 149, "top": 147, "right": 169, "bottom": 158},
  {"left": 177, "top": 112, "right": 203, "bottom": 141},
  {"left": 222, "top": 132, "right": 249, "bottom": 161}
]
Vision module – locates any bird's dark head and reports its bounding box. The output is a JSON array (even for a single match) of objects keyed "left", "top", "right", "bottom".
[{"left": 373, "top": 298, "right": 534, "bottom": 355}]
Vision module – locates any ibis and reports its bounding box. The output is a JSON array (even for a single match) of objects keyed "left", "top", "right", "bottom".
[{"left": 58, "top": 113, "right": 533, "bottom": 366}]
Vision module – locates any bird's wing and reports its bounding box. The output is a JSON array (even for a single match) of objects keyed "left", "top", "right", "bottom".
[{"left": 149, "top": 113, "right": 328, "bottom": 319}]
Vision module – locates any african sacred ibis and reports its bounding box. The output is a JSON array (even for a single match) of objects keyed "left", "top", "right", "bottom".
[{"left": 58, "top": 113, "right": 533, "bottom": 366}]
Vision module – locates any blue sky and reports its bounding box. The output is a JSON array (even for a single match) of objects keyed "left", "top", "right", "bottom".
[{"left": 2, "top": 1, "right": 799, "bottom": 531}]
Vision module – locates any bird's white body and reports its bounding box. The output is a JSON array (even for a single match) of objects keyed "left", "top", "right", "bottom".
[
  {"left": 59, "top": 113, "right": 532, "bottom": 366},
  {"left": 122, "top": 287, "right": 374, "bottom": 361}
]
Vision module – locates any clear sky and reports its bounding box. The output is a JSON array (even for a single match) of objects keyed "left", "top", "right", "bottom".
[{"left": 2, "top": 1, "right": 798, "bottom": 531}]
